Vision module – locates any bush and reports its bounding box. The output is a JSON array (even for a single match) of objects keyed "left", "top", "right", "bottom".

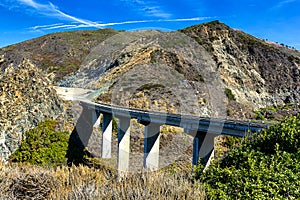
[
  {"left": 225, "top": 88, "right": 236, "bottom": 101},
  {"left": 9, "top": 120, "right": 69, "bottom": 166},
  {"left": 254, "top": 111, "right": 265, "bottom": 120},
  {"left": 226, "top": 109, "right": 232, "bottom": 116},
  {"left": 196, "top": 115, "right": 300, "bottom": 199}
]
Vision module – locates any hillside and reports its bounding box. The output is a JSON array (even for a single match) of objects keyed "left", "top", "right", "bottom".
[
  {"left": 0, "top": 20, "right": 300, "bottom": 161},
  {"left": 59, "top": 21, "right": 300, "bottom": 118},
  {"left": 0, "top": 22, "right": 299, "bottom": 117},
  {"left": 0, "top": 29, "right": 119, "bottom": 81},
  {"left": 59, "top": 30, "right": 225, "bottom": 117},
  {"left": 182, "top": 21, "right": 300, "bottom": 118},
  {"left": 0, "top": 59, "right": 63, "bottom": 161}
]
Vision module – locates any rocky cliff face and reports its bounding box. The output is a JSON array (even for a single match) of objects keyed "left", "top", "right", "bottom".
[
  {"left": 182, "top": 21, "right": 300, "bottom": 111},
  {"left": 0, "top": 59, "right": 63, "bottom": 161}
]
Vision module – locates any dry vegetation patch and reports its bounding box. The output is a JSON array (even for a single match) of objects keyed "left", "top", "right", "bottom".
[{"left": 0, "top": 163, "right": 205, "bottom": 199}]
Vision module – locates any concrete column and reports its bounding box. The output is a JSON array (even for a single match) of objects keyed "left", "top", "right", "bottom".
[
  {"left": 101, "top": 113, "right": 112, "bottom": 158},
  {"left": 92, "top": 111, "right": 101, "bottom": 128},
  {"left": 117, "top": 117, "right": 131, "bottom": 176},
  {"left": 74, "top": 106, "right": 101, "bottom": 147},
  {"left": 192, "top": 131, "right": 215, "bottom": 169},
  {"left": 143, "top": 123, "right": 161, "bottom": 170},
  {"left": 67, "top": 106, "right": 100, "bottom": 165}
]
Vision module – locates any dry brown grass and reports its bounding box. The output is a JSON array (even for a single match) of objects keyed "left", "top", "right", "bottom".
[{"left": 0, "top": 162, "right": 205, "bottom": 200}]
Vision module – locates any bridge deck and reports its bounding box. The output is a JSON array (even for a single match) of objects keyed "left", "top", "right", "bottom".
[{"left": 80, "top": 101, "right": 269, "bottom": 137}]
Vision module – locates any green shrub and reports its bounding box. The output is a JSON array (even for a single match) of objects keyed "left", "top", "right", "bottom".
[
  {"left": 253, "top": 103, "right": 295, "bottom": 121},
  {"left": 254, "top": 111, "right": 265, "bottom": 120},
  {"left": 226, "top": 109, "right": 232, "bottom": 116},
  {"left": 10, "top": 120, "right": 69, "bottom": 166},
  {"left": 223, "top": 135, "right": 241, "bottom": 148},
  {"left": 196, "top": 115, "right": 300, "bottom": 199},
  {"left": 225, "top": 88, "right": 236, "bottom": 101}
]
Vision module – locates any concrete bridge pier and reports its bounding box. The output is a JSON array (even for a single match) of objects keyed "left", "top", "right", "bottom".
[
  {"left": 101, "top": 113, "right": 113, "bottom": 158},
  {"left": 142, "top": 122, "right": 161, "bottom": 170},
  {"left": 75, "top": 106, "right": 101, "bottom": 147},
  {"left": 67, "top": 105, "right": 101, "bottom": 165},
  {"left": 117, "top": 117, "right": 131, "bottom": 176},
  {"left": 92, "top": 111, "right": 101, "bottom": 128},
  {"left": 186, "top": 129, "right": 215, "bottom": 170}
]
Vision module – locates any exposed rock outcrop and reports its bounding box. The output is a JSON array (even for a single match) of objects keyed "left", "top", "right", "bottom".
[
  {"left": 59, "top": 24, "right": 300, "bottom": 119},
  {"left": 0, "top": 59, "right": 63, "bottom": 161},
  {"left": 182, "top": 21, "right": 300, "bottom": 111}
]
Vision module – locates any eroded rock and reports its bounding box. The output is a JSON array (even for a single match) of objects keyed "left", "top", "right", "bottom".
[{"left": 0, "top": 58, "right": 63, "bottom": 161}]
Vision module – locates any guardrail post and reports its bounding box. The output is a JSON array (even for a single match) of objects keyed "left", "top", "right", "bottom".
[
  {"left": 143, "top": 122, "right": 161, "bottom": 170},
  {"left": 102, "top": 113, "right": 112, "bottom": 158},
  {"left": 117, "top": 117, "right": 131, "bottom": 177}
]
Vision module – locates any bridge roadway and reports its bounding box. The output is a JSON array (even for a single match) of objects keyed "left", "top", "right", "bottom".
[{"left": 74, "top": 100, "right": 269, "bottom": 175}]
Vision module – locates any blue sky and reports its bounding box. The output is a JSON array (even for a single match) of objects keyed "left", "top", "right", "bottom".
[{"left": 0, "top": 0, "right": 299, "bottom": 49}]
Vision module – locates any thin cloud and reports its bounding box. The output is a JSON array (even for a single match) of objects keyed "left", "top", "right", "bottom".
[
  {"left": 273, "top": 0, "right": 297, "bottom": 8},
  {"left": 30, "top": 20, "right": 152, "bottom": 31},
  {"left": 142, "top": 6, "right": 171, "bottom": 18},
  {"left": 14, "top": 0, "right": 104, "bottom": 28},
  {"left": 29, "top": 16, "right": 214, "bottom": 31},
  {"left": 31, "top": 23, "right": 64, "bottom": 30},
  {"left": 163, "top": 17, "right": 213, "bottom": 22},
  {"left": 52, "top": 5, "right": 102, "bottom": 27},
  {"left": 5, "top": 0, "right": 213, "bottom": 32},
  {"left": 18, "top": 0, "right": 43, "bottom": 9},
  {"left": 33, "top": 24, "right": 80, "bottom": 30},
  {"left": 121, "top": 0, "right": 172, "bottom": 18}
]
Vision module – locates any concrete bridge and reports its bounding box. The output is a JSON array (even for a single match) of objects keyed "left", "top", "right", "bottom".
[{"left": 72, "top": 100, "right": 269, "bottom": 175}]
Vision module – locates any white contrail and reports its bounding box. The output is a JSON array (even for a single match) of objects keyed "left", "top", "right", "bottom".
[
  {"left": 31, "top": 17, "right": 213, "bottom": 31},
  {"left": 16, "top": 0, "right": 103, "bottom": 27},
  {"left": 12, "top": 0, "right": 214, "bottom": 31}
]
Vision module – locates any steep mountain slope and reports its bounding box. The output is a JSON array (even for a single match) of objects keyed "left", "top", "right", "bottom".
[
  {"left": 59, "top": 30, "right": 226, "bottom": 117},
  {"left": 0, "top": 29, "right": 119, "bottom": 81},
  {"left": 58, "top": 22, "right": 300, "bottom": 118},
  {"left": 0, "top": 59, "right": 63, "bottom": 161},
  {"left": 0, "top": 29, "right": 119, "bottom": 161},
  {"left": 0, "top": 21, "right": 298, "bottom": 119},
  {"left": 182, "top": 21, "right": 300, "bottom": 116}
]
